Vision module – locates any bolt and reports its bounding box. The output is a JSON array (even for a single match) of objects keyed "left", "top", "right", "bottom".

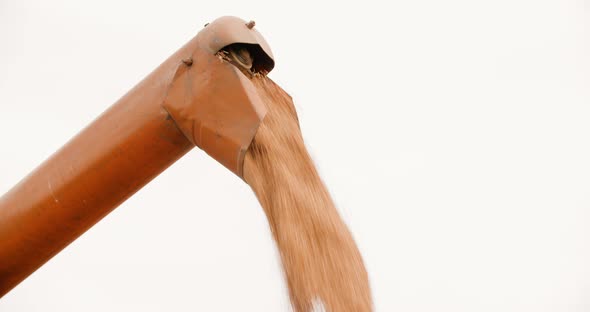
[
  {"left": 246, "top": 20, "right": 256, "bottom": 29},
  {"left": 182, "top": 58, "right": 193, "bottom": 66}
]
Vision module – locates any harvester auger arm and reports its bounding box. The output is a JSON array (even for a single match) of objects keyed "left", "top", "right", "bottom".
[{"left": 0, "top": 16, "right": 276, "bottom": 297}]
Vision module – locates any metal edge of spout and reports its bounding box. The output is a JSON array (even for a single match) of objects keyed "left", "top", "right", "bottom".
[{"left": 199, "top": 16, "right": 275, "bottom": 74}]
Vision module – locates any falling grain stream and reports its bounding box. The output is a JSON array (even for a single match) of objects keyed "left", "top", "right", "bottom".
[{"left": 244, "top": 77, "right": 373, "bottom": 312}]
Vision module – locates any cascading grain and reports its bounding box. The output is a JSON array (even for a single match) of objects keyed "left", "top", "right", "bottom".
[{"left": 244, "top": 76, "right": 373, "bottom": 312}]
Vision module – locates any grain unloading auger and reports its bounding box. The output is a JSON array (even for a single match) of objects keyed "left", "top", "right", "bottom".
[{"left": 0, "top": 16, "right": 279, "bottom": 297}]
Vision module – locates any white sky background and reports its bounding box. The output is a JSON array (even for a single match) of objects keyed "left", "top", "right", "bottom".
[{"left": 0, "top": 0, "right": 588, "bottom": 311}]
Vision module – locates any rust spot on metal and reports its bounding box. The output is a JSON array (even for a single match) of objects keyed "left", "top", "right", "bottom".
[{"left": 182, "top": 58, "right": 193, "bottom": 66}]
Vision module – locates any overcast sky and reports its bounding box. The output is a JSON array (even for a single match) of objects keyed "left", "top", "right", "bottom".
[{"left": 0, "top": 0, "right": 588, "bottom": 311}]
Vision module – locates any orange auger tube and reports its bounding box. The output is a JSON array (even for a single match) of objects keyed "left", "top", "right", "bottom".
[{"left": 0, "top": 16, "right": 275, "bottom": 297}]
